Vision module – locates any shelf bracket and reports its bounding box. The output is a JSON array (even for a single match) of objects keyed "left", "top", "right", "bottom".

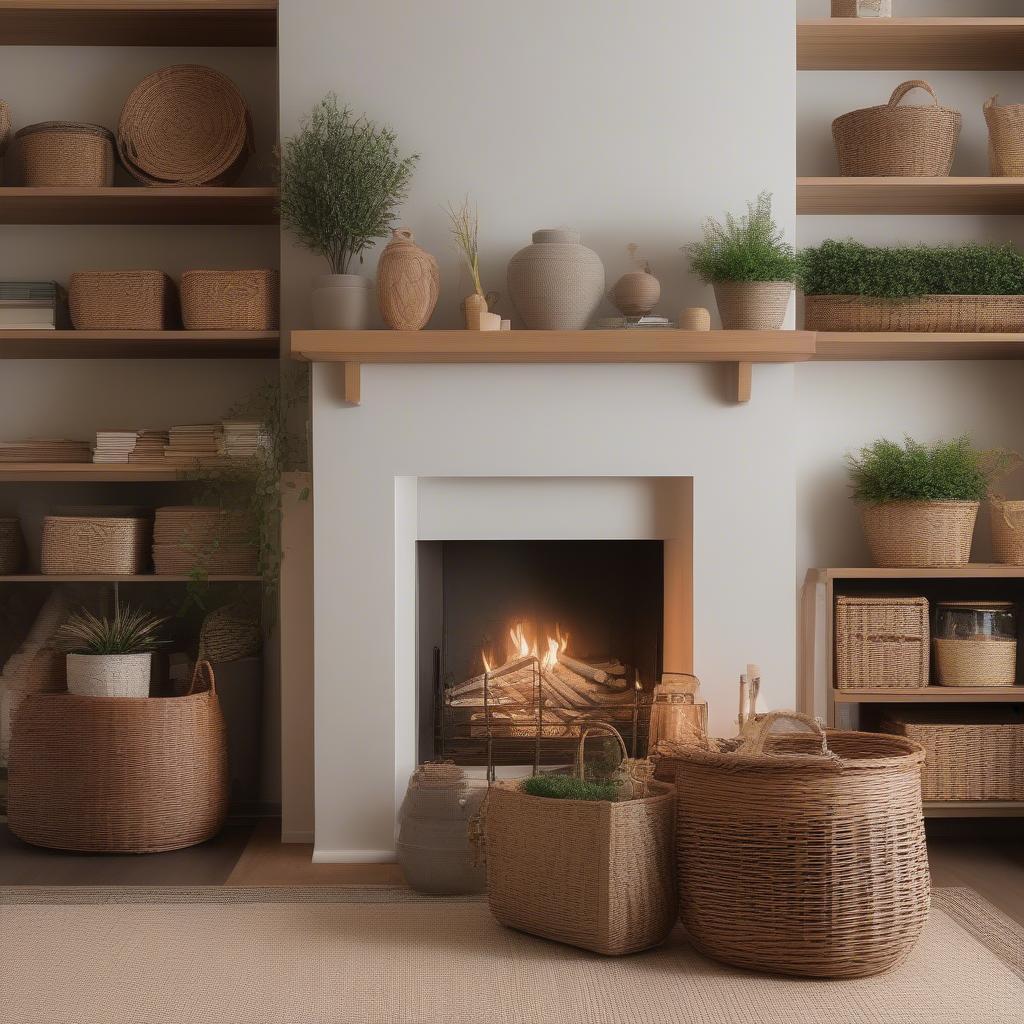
[
  {"left": 342, "top": 362, "right": 361, "bottom": 406},
  {"left": 728, "top": 362, "right": 752, "bottom": 404}
]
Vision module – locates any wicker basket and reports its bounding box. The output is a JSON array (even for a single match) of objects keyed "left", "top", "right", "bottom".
[
  {"left": 882, "top": 707, "right": 1024, "bottom": 802},
  {"left": 859, "top": 501, "right": 978, "bottom": 567},
  {"left": 675, "top": 711, "right": 930, "bottom": 979},
  {"left": 181, "top": 269, "right": 279, "bottom": 331},
  {"left": 0, "top": 516, "right": 25, "bottom": 574},
  {"left": 118, "top": 65, "right": 253, "bottom": 186},
  {"left": 69, "top": 271, "right": 177, "bottom": 330},
  {"left": 833, "top": 80, "right": 959, "bottom": 177},
  {"left": 14, "top": 121, "right": 115, "bottom": 187},
  {"left": 41, "top": 515, "right": 151, "bottom": 575},
  {"left": 483, "top": 725, "right": 677, "bottom": 956},
  {"left": 832, "top": 0, "right": 892, "bottom": 15},
  {"left": 984, "top": 95, "right": 1024, "bottom": 176},
  {"left": 990, "top": 496, "right": 1024, "bottom": 564},
  {"left": 835, "top": 595, "right": 929, "bottom": 689},
  {"left": 198, "top": 603, "right": 261, "bottom": 663},
  {"left": 7, "top": 660, "right": 229, "bottom": 853},
  {"left": 0, "top": 99, "right": 10, "bottom": 155},
  {"left": 712, "top": 281, "right": 792, "bottom": 331},
  {"left": 805, "top": 293, "right": 1024, "bottom": 333},
  {"left": 934, "top": 637, "right": 1017, "bottom": 687}
]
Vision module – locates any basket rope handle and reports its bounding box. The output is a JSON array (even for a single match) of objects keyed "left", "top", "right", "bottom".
[
  {"left": 734, "top": 710, "right": 828, "bottom": 757},
  {"left": 575, "top": 722, "right": 629, "bottom": 780},
  {"left": 888, "top": 80, "right": 939, "bottom": 108},
  {"left": 187, "top": 659, "right": 217, "bottom": 696}
]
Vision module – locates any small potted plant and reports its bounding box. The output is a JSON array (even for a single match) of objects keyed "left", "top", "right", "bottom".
[
  {"left": 688, "top": 192, "right": 797, "bottom": 330},
  {"left": 847, "top": 436, "right": 1009, "bottom": 568},
  {"left": 56, "top": 602, "right": 168, "bottom": 698},
  {"left": 447, "top": 197, "right": 500, "bottom": 330},
  {"left": 280, "top": 94, "right": 418, "bottom": 330}
]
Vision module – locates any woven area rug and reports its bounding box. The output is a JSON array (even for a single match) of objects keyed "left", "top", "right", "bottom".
[{"left": 0, "top": 886, "right": 1021, "bottom": 1023}]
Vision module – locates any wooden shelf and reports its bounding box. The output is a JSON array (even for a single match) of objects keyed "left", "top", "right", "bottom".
[
  {"left": 0, "top": 330, "right": 279, "bottom": 359},
  {"left": 0, "top": 463, "right": 189, "bottom": 482},
  {"left": 0, "top": 1, "right": 276, "bottom": 46},
  {"left": 798, "top": 177, "right": 1024, "bottom": 216},
  {"left": 835, "top": 687, "right": 1024, "bottom": 704},
  {"left": 0, "top": 574, "right": 261, "bottom": 582},
  {"left": 814, "top": 566, "right": 1024, "bottom": 581},
  {"left": 815, "top": 333, "right": 1024, "bottom": 361},
  {"left": 0, "top": 187, "right": 278, "bottom": 225},
  {"left": 924, "top": 801, "right": 1024, "bottom": 818},
  {"left": 798, "top": 18, "right": 1024, "bottom": 71}
]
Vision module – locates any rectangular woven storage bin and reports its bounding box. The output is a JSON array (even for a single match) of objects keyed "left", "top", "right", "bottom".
[
  {"left": 180, "top": 269, "right": 279, "bottom": 331},
  {"left": 835, "top": 596, "right": 929, "bottom": 689},
  {"left": 41, "top": 515, "right": 150, "bottom": 575},
  {"left": 805, "top": 294, "right": 1024, "bottom": 333},
  {"left": 69, "top": 271, "right": 177, "bottom": 330},
  {"left": 882, "top": 707, "right": 1024, "bottom": 802}
]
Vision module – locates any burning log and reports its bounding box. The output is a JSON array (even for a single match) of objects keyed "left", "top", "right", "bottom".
[{"left": 556, "top": 653, "right": 609, "bottom": 684}]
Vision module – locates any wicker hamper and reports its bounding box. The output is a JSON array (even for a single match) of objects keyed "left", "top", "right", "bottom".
[
  {"left": 483, "top": 725, "right": 677, "bottom": 955},
  {"left": 985, "top": 95, "right": 1024, "bottom": 176},
  {"left": 7, "top": 660, "right": 229, "bottom": 853},
  {"left": 835, "top": 596, "right": 929, "bottom": 689},
  {"left": 41, "top": 515, "right": 150, "bottom": 575},
  {"left": 181, "top": 270, "right": 279, "bottom": 331},
  {"left": 804, "top": 294, "right": 1024, "bottom": 334},
  {"left": 675, "top": 712, "right": 930, "bottom": 978},
  {"left": 69, "top": 271, "right": 177, "bottom": 330},
  {"left": 882, "top": 707, "right": 1024, "bottom": 802},
  {"left": 14, "top": 121, "right": 115, "bottom": 187}
]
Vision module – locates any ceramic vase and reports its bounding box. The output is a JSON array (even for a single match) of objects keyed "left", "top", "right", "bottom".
[
  {"left": 610, "top": 268, "right": 661, "bottom": 317},
  {"left": 312, "top": 274, "right": 374, "bottom": 330},
  {"left": 66, "top": 652, "right": 152, "bottom": 698},
  {"left": 463, "top": 293, "right": 501, "bottom": 330},
  {"left": 376, "top": 228, "right": 440, "bottom": 331},
  {"left": 507, "top": 228, "right": 605, "bottom": 330},
  {"left": 679, "top": 307, "right": 712, "bottom": 331}
]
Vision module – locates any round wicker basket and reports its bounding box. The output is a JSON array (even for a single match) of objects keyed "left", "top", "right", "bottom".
[
  {"left": 990, "top": 496, "right": 1024, "bottom": 564},
  {"left": 118, "top": 65, "right": 253, "bottom": 186},
  {"left": 41, "top": 515, "right": 151, "bottom": 575},
  {"left": 985, "top": 95, "right": 1024, "bottom": 176},
  {"left": 934, "top": 637, "right": 1017, "bottom": 687},
  {"left": 180, "top": 269, "right": 279, "bottom": 331},
  {"left": 0, "top": 99, "right": 10, "bottom": 156},
  {"left": 69, "top": 270, "right": 177, "bottom": 330},
  {"left": 14, "top": 121, "right": 115, "bottom": 187},
  {"left": 198, "top": 603, "right": 261, "bottom": 663},
  {"left": 712, "top": 281, "right": 792, "bottom": 330},
  {"left": 0, "top": 516, "right": 25, "bottom": 574},
  {"left": 859, "top": 500, "right": 978, "bottom": 568}
]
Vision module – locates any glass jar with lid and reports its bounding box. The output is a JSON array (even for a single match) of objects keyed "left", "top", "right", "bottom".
[{"left": 934, "top": 601, "right": 1017, "bottom": 687}]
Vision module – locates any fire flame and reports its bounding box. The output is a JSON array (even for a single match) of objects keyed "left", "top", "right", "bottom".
[{"left": 481, "top": 621, "right": 570, "bottom": 674}]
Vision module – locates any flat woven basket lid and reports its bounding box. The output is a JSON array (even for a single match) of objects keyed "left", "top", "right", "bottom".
[
  {"left": 117, "top": 65, "right": 251, "bottom": 185},
  {"left": 15, "top": 121, "right": 115, "bottom": 143}
]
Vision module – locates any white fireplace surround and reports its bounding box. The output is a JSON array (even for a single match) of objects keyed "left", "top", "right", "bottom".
[{"left": 312, "top": 361, "right": 798, "bottom": 862}]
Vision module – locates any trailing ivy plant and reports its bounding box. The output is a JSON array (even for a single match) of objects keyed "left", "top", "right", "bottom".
[
  {"left": 800, "top": 240, "right": 1024, "bottom": 298},
  {"left": 279, "top": 94, "right": 419, "bottom": 274},
  {"left": 688, "top": 192, "right": 798, "bottom": 284}
]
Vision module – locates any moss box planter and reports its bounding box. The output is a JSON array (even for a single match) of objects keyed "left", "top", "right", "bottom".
[{"left": 805, "top": 294, "right": 1024, "bottom": 333}]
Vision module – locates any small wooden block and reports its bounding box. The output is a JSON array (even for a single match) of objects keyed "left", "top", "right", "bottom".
[
  {"left": 342, "top": 362, "right": 361, "bottom": 405},
  {"left": 729, "top": 361, "right": 752, "bottom": 403}
]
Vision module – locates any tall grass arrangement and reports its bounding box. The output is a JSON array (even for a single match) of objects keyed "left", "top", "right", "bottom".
[
  {"left": 56, "top": 602, "right": 168, "bottom": 655},
  {"left": 446, "top": 197, "right": 485, "bottom": 297}
]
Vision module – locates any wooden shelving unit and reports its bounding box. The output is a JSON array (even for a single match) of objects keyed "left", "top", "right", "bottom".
[
  {"left": 798, "top": 177, "right": 1024, "bottom": 216},
  {"left": 0, "top": 1, "right": 277, "bottom": 46},
  {"left": 798, "top": 18, "right": 1024, "bottom": 71},
  {"left": 834, "top": 687, "right": 1024, "bottom": 704},
  {"left": 0, "top": 330, "right": 279, "bottom": 359},
  {"left": 814, "top": 334, "right": 1024, "bottom": 361},
  {"left": 0, "top": 574, "right": 261, "bottom": 583},
  {"left": 0, "top": 464, "right": 186, "bottom": 482},
  {"left": 0, "top": 187, "right": 278, "bottom": 226},
  {"left": 923, "top": 801, "right": 1024, "bottom": 818}
]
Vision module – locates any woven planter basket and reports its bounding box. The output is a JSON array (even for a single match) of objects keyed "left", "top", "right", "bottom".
[
  {"left": 69, "top": 271, "right": 177, "bottom": 330},
  {"left": 181, "top": 269, "right": 279, "bottom": 331},
  {"left": 804, "top": 293, "right": 1024, "bottom": 333},
  {"left": 990, "top": 496, "right": 1024, "bottom": 565},
  {"left": 483, "top": 725, "right": 677, "bottom": 955},
  {"left": 713, "top": 281, "right": 792, "bottom": 330},
  {"left": 118, "top": 65, "right": 253, "bottom": 186},
  {"left": 832, "top": 0, "right": 892, "bottom": 15},
  {"left": 41, "top": 515, "right": 151, "bottom": 575},
  {"left": 0, "top": 516, "right": 25, "bottom": 574},
  {"left": 833, "top": 80, "right": 959, "bottom": 177},
  {"left": 675, "top": 711, "right": 929, "bottom": 979},
  {"left": 934, "top": 637, "right": 1017, "bottom": 687},
  {"left": 14, "top": 121, "right": 115, "bottom": 187},
  {"left": 882, "top": 708, "right": 1024, "bottom": 802},
  {"left": 7, "top": 660, "right": 229, "bottom": 853},
  {"left": 835, "top": 596, "right": 929, "bottom": 689},
  {"left": 984, "top": 95, "right": 1024, "bottom": 176},
  {"left": 859, "top": 501, "right": 978, "bottom": 568}
]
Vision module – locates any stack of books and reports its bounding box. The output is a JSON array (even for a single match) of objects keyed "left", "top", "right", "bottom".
[
  {"left": 0, "top": 438, "right": 91, "bottom": 463},
  {"left": 0, "top": 282, "right": 63, "bottom": 330},
  {"left": 218, "top": 420, "right": 269, "bottom": 461},
  {"left": 93, "top": 429, "right": 169, "bottom": 464},
  {"left": 130, "top": 431, "right": 169, "bottom": 464},
  {"left": 163, "top": 424, "right": 222, "bottom": 466}
]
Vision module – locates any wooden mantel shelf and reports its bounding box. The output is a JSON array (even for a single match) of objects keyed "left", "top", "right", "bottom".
[{"left": 290, "top": 329, "right": 817, "bottom": 405}]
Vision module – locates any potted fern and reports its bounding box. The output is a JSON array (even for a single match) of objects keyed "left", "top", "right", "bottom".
[
  {"left": 848, "top": 436, "right": 1009, "bottom": 567},
  {"left": 56, "top": 602, "right": 167, "bottom": 698},
  {"left": 688, "top": 192, "right": 797, "bottom": 330},
  {"left": 280, "top": 94, "right": 418, "bottom": 329}
]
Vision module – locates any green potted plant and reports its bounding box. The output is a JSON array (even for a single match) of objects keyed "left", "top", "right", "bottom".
[
  {"left": 280, "top": 94, "right": 418, "bottom": 329},
  {"left": 847, "top": 436, "right": 1009, "bottom": 567},
  {"left": 688, "top": 192, "right": 797, "bottom": 330},
  {"left": 56, "top": 602, "right": 168, "bottom": 698}
]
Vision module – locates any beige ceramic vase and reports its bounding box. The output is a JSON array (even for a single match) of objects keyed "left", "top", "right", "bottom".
[
  {"left": 463, "top": 292, "right": 501, "bottom": 330},
  {"left": 376, "top": 228, "right": 440, "bottom": 330},
  {"left": 610, "top": 267, "right": 661, "bottom": 317}
]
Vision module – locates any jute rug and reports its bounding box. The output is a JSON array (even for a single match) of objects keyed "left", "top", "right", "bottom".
[{"left": 0, "top": 886, "right": 1021, "bottom": 1023}]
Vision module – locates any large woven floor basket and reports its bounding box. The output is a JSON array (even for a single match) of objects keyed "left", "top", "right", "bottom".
[
  {"left": 674, "top": 712, "right": 930, "bottom": 979},
  {"left": 8, "top": 661, "right": 229, "bottom": 854}
]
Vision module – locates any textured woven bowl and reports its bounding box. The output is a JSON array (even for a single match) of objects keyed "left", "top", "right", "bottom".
[
  {"left": 15, "top": 121, "right": 115, "bottom": 187},
  {"left": 181, "top": 269, "right": 279, "bottom": 330},
  {"left": 69, "top": 271, "right": 177, "bottom": 330}
]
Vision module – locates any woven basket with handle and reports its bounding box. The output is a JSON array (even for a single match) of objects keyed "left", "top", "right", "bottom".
[
  {"left": 984, "top": 95, "right": 1024, "bottom": 176},
  {"left": 675, "top": 711, "right": 929, "bottom": 978},
  {"left": 181, "top": 269, "right": 279, "bottom": 331},
  {"left": 859, "top": 500, "right": 978, "bottom": 568},
  {"left": 483, "top": 722, "right": 676, "bottom": 955},
  {"left": 990, "top": 494, "right": 1024, "bottom": 565},
  {"left": 833, "top": 80, "right": 960, "bottom": 176},
  {"left": 8, "top": 660, "right": 229, "bottom": 853},
  {"left": 14, "top": 121, "right": 115, "bottom": 187}
]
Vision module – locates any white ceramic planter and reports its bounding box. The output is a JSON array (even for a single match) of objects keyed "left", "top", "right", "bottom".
[
  {"left": 66, "top": 652, "right": 152, "bottom": 698},
  {"left": 311, "top": 274, "right": 374, "bottom": 330}
]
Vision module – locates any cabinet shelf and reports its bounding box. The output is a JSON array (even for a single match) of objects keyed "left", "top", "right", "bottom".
[
  {"left": 0, "top": 574, "right": 261, "bottom": 582},
  {"left": 0, "top": 330, "right": 279, "bottom": 359},
  {"left": 834, "top": 687, "right": 1024, "bottom": 704},
  {"left": 0, "top": 464, "right": 191, "bottom": 482},
  {"left": 814, "top": 333, "right": 1024, "bottom": 361},
  {"left": 798, "top": 177, "right": 1024, "bottom": 216},
  {"left": 812, "top": 566, "right": 1024, "bottom": 581}
]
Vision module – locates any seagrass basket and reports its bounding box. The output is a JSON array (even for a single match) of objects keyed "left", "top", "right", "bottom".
[
  {"left": 984, "top": 95, "right": 1024, "bottom": 176},
  {"left": 832, "top": 0, "right": 892, "bottom": 15},
  {"left": 181, "top": 269, "right": 279, "bottom": 330},
  {"left": 118, "top": 65, "right": 253, "bottom": 186},
  {"left": 0, "top": 100, "right": 11, "bottom": 156},
  {"left": 835, "top": 595, "right": 929, "bottom": 689},
  {"left": 41, "top": 515, "right": 151, "bottom": 575},
  {"left": 198, "top": 603, "right": 261, "bottom": 663},
  {"left": 833, "top": 80, "right": 960, "bottom": 176},
  {"left": 934, "top": 637, "right": 1017, "bottom": 687},
  {"left": 859, "top": 500, "right": 978, "bottom": 568},
  {"left": 0, "top": 516, "right": 25, "bottom": 574},
  {"left": 69, "top": 271, "right": 177, "bottom": 330},
  {"left": 712, "top": 281, "right": 792, "bottom": 331},
  {"left": 483, "top": 724, "right": 677, "bottom": 955},
  {"left": 7, "top": 660, "right": 229, "bottom": 853},
  {"left": 804, "top": 294, "right": 1024, "bottom": 333},
  {"left": 990, "top": 496, "right": 1024, "bottom": 565},
  {"left": 14, "top": 121, "right": 115, "bottom": 186},
  {"left": 675, "top": 712, "right": 930, "bottom": 978}
]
